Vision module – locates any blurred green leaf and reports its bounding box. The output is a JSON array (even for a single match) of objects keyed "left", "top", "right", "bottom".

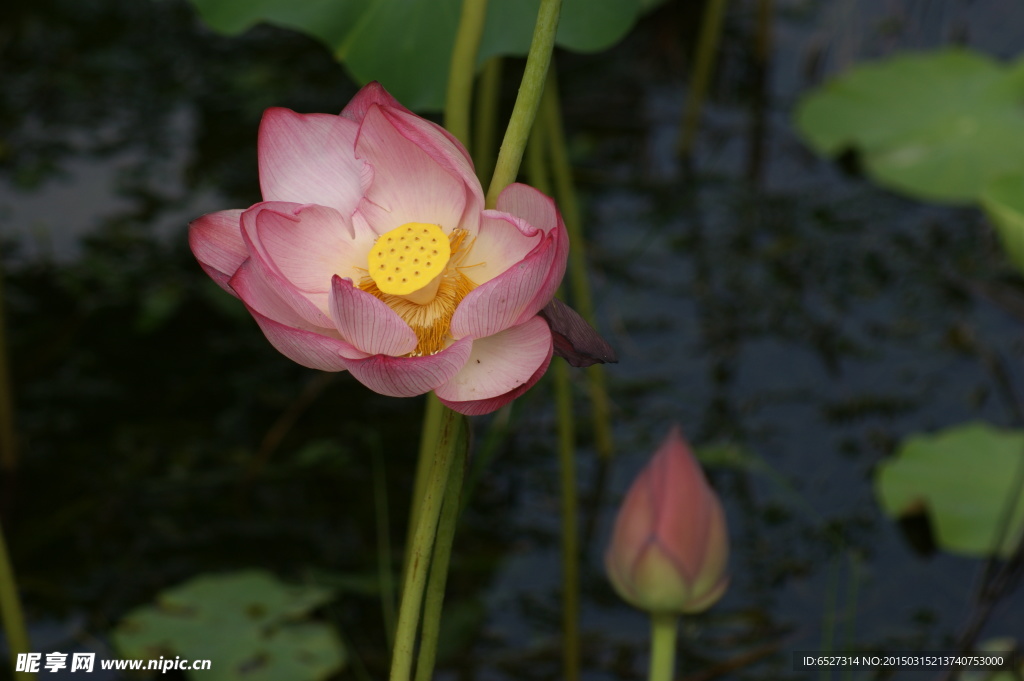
[
  {"left": 875, "top": 422, "right": 1024, "bottom": 558},
  {"left": 962, "top": 637, "right": 1022, "bottom": 681},
  {"left": 477, "top": 0, "right": 638, "bottom": 63},
  {"left": 187, "top": 0, "right": 644, "bottom": 110},
  {"left": 242, "top": 624, "right": 345, "bottom": 681},
  {"left": 696, "top": 443, "right": 769, "bottom": 472},
  {"left": 795, "top": 49, "right": 1024, "bottom": 204},
  {"left": 113, "top": 570, "right": 344, "bottom": 681},
  {"left": 981, "top": 173, "right": 1024, "bottom": 274}
]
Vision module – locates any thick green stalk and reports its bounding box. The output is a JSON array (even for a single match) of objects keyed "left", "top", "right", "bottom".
[
  {"left": 0, "top": 518, "right": 32, "bottom": 680},
  {"left": 412, "top": 427, "right": 468, "bottom": 681},
  {"left": 444, "top": 0, "right": 490, "bottom": 148},
  {"left": 401, "top": 395, "right": 444, "bottom": 615},
  {"left": 541, "top": 72, "right": 614, "bottom": 462},
  {"left": 525, "top": 114, "right": 550, "bottom": 194},
  {"left": 676, "top": 0, "right": 729, "bottom": 157},
  {"left": 528, "top": 117, "right": 581, "bottom": 681},
  {"left": 472, "top": 58, "right": 503, "bottom": 186},
  {"left": 484, "top": 0, "right": 562, "bottom": 208},
  {"left": 389, "top": 407, "right": 467, "bottom": 681},
  {"left": 649, "top": 613, "right": 679, "bottom": 681},
  {"left": 408, "top": 393, "right": 444, "bottom": 559}
]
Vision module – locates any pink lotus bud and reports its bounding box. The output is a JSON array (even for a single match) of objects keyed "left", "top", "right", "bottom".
[{"left": 605, "top": 426, "right": 729, "bottom": 614}]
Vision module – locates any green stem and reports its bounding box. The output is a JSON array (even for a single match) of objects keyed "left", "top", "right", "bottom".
[
  {"left": 540, "top": 72, "right": 587, "bottom": 317},
  {"left": 554, "top": 360, "right": 580, "bottom": 681},
  {"left": 372, "top": 448, "right": 397, "bottom": 652},
  {"left": 458, "top": 401, "right": 512, "bottom": 516},
  {"left": 401, "top": 394, "right": 445, "bottom": 613},
  {"left": 529, "top": 106, "right": 580, "bottom": 681},
  {"left": 841, "top": 554, "right": 860, "bottom": 681},
  {"left": 0, "top": 517, "right": 32, "bottom": 681},
  {"left": 408, "top": 393, "right": 444, "bottom": 560},
  {"left": 648, "top": 613, "right": 679, "bottom": 681},
  {"left": 541, "top": 71, "right": 614, "bottom": 462},
  {"left": 525, "top": 113, "right": 550, "bottom": 194},
  {"left": 584, "top": 368, "right": 612, "bottom": 456},
  {"left": 472, "top": 58, "right": 503, "bottom": 187},
  {"left": 413, "top": 425, "right": 468, "bottom": 681},
  {"left": 753, "top": 0, "right": 773, "bottom": 64},
  {"left": 484, "top": 0, "right": 562, "bottom": 208},
  {"left": 0, "top": 262, "right": 16, "bottom": 471},
  {"left": 819, "top": 556, "right": 841, "bottom": 681},
  {"left": 389, "top": 407, "right": 466, "bottom": 681},
  {"left": 676, "top": 0, "right": 729, "bottom": 157},
  {"left": 444, "top": 0, "right": 490, "bottom": 148}
]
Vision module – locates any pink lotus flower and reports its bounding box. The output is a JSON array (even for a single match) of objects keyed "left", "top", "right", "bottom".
[
  {"left": 605, "top": 426, "right": 729, "bottom": 614},
  {"left": 189, "top": 83, "right": 573, "bottom": 415}
]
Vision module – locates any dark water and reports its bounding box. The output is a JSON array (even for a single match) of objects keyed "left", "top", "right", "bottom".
[{"left": 2, "top": 0, "right": 1023, "bottom": 679}]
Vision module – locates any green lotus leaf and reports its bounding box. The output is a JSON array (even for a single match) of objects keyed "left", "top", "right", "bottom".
[
  {"left": 875, "top": 422, "right": 1024, "bottom": 558},
  {"left": 113, "top": 570, "right": 343, "bottom": 681},
  {"left": 188, "top": 0, "right": 643, "bottom": 111},
  {"left": 795, "top": 49, "right": 1024, "bottom": 204},
  {"left": 478, "top": 0, "right": 639, "bottom": 63},
  {"left": 232, "top": 624, "right": 347, "bottom": 681},
  {"left": 981, "top": 173, "right": 1024, "bottom": 275}
]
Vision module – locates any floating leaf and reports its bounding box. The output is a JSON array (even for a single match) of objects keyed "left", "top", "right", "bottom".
[
  {"left": 113, "top": 570, "right": 344, "bottom": 681},
  {"left": 188, "top": 0, "right": 643, "bottom": 110},
  {"left": 241, "top": 624, "right": 345, "bottom": 681},
  {"left": 795, "top": 49, "right": 1024, "bottom": 204},
  {"left": 981, "top": 173, "right": 1024, "bottom": 274},
  {"left": 875, "top": 422, "right": 1024, "bottom": 558}
]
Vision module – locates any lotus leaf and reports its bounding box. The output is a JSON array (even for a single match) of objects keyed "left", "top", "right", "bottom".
[
  {"left": 875, "top": 422, "right": 1024, "bottom": 558},
  {"left": 188, "top": 0, "right": 646, "bottom": 110},
  {"left": 796, "top": 49, "right": 1024, "bottom": 203},
  {"left": 113, "top": 570, "right": 344, "bottom": 681},
  {"left": 981, "top": 173, "right": 1024, "bottom": 274}
]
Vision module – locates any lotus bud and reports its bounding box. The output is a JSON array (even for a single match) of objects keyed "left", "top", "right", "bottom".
[{"left": 604, "top": 426, "right": 729, "bottom": 614}]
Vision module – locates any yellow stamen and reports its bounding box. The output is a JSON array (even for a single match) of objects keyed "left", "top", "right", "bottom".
[
  {"left": 368, "top": 222, "right": 451, "bottom": 296},
  {"left": 360, "top": 226, "right": 477, "bottom": 356}
]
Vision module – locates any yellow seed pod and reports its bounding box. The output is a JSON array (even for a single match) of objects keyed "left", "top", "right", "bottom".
[{"left": 368, "top": 223, "right": 451, "bottom": 295}]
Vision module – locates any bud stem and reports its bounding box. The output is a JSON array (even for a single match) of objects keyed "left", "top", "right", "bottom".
[
  {"left": 649, "top": 612, "right": 679, "bottom": 681},
  {"left": 443, "top": 0, "right": 489, "bottom": 148},
  {"left": 389, "top": 407, "right": 467, "bottom": 681},
  {"left": 484, "top": 0, "right": 562, "bottom": 209}
]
